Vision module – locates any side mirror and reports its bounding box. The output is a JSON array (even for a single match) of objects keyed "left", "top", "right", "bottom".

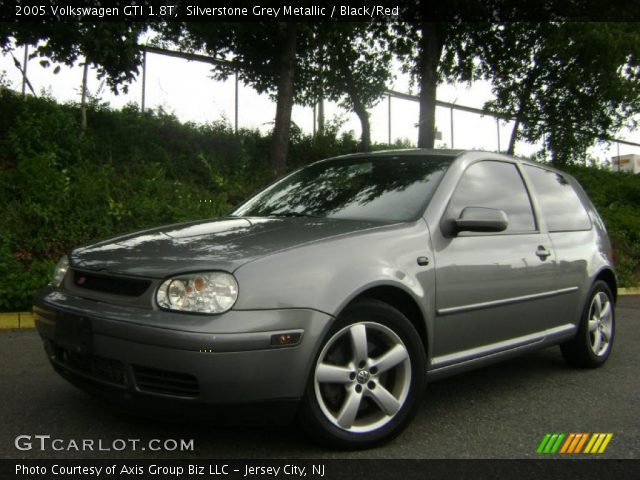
[{"left": 452, "top": 207, "right": 508, "bottom": 235}]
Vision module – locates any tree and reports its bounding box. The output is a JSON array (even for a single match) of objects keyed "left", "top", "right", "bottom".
[
  {"left": 298, "top": 23, "right": 393, "bottom": 152},
  {"left": 1, "top": 20, "right": 147, "bottom": 130},
  {"left": 389, "top": 4, "right": 487, "bottom": 149},
  {"left": 387, "top": 0, "right": 640, "bottom": 152},
  {"left": 1, "top": 22, "right": 146, "bottom": 92},
  {"left": 480, "top": 22, "right": 640, "bottom": 163},
  {"left": 160, "top": 22, "right": 315, "bottom": 176},
  {"left": 163, "top": 21, "right": 392, "bottom": 166},
  {"left": 271, "top": 23, "right": 299, "bottom": 172}
]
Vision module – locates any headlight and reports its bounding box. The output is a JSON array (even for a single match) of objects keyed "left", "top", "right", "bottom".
[
  {"left": 156, "top": 272, "right": 239, "bottom": 314},
  {"left": 50, "top": 255, "right": 69, "bottom": 287}
]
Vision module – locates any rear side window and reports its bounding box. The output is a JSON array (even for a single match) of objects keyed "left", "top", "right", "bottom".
[
  {"left": 523, "top": 165, "right": 591, "bottom": 232},
  {"left": 446, "top": 161, "right": 536, "bottom": 233}
]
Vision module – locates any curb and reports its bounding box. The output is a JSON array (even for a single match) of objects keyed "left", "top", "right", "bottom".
[
  {"left": 619, "top": 287, "right": 640, "bottom": 296},
  {"left": 1, "top": 288, "right": 638, "bottom": 330},
  {"left": 0, "top": 312, "right": 34, "bottom": 329}
]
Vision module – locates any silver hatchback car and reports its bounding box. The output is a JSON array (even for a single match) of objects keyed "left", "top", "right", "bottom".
[{"left": 34, "top": 150, "right": 616, "bottom": 448}]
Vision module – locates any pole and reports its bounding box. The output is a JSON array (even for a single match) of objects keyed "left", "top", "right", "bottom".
[
  {"left": 141, "top": 49, "right": 147, "bottom": 112},
  {"left": 388, "top": 94, "right": 392, "bottom": 145},
  {"left": 496, "top": 118, "right": 501, "bottom": 152},
  {"left": 450, "top": 106, "right": 454, "bottom": 149},
  {"left": 313, "top": 103, "right": 316, "bottom": 137},
  {"left": 21, "top": 45, "right": 28, "bottom": 96},
  {"left": 234, "top": 69, "right": 239, "bottom": 134},
  {"left": 617, "top": 141, "right": 620, "bottom": 172},
  {"left": 317, "top": 97, "right": 324, "bottom": 135},
  {"left": 80, "top": 60, "right": 89, "bottom": 131}
]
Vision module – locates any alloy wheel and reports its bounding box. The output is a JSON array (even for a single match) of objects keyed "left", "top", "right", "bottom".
[
  {"left": 313, "top": 322, "right": 412, "bottom": 433},
  {"left": 587, "top": 291, "right": 613, "bottom": 357}
]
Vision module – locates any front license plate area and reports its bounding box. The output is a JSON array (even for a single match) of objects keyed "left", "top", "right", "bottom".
[{"left": 55, "top": 313, "right": 93, "bottom": 355}]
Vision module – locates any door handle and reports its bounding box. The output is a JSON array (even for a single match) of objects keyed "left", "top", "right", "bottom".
[{"left": 536, "top": 246, "right": 551, "bottom": 260}]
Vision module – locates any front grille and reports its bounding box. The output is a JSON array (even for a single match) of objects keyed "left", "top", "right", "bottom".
[
  {"left": 72, "top": 270, "right": 151, "bottom": 297},
  {"left": 58, "top": 348, "right": 126, "bottom": 386},
  {"left": 132, "top": 365, "right": 200, "bottom": 398}
]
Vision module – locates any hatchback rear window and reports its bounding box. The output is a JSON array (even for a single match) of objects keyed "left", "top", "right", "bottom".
[{"left": 523, "top": 165, "right": 591, "bottom": 232}]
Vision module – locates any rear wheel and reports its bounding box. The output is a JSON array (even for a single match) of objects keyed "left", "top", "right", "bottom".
[
  {"left": 560, "top": 280, "right": 615, "bottom": 368},
  {"left": 299, "top": 299, "right": 426, "bottom": 449}
]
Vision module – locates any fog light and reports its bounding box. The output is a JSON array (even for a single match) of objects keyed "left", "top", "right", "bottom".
[{"left": 270, "top": 332, "right": 301, "bottom": 347}]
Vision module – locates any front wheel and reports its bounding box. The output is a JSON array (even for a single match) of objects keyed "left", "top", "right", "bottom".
[
  {"left": 560, "top": 280, "right": 615, "bottom": 368},
  {"left": 299, "top": 299, "right": 426, "bottom": 449}
]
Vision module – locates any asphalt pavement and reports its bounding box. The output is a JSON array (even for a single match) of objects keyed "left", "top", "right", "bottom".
[{"left": 1, "top": 296, "right": 638, "bottom": 459}]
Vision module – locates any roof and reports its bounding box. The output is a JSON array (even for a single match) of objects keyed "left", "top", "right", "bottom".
[{"left": 322, "top": 148, "right": 466, "bottom": 163}]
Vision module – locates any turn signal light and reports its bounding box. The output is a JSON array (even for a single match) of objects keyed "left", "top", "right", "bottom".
[{"left": 270, "top": 332, "right": 301, "bottom": 347}]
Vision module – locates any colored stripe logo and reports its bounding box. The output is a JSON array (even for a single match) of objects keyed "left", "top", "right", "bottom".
[{"left": 537, "top": 433, "right": 613, "bottom": 454}]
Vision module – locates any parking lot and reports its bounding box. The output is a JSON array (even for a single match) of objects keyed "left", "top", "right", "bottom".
[{"left": 1, "top": 296, "right": 638, "bottom": 459}]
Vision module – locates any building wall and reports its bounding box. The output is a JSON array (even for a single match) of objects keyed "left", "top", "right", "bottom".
[{"left": 611, "top": 154, "right": 640, "bottom": 174}]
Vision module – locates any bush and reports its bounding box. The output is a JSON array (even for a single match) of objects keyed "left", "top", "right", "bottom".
[{"left": 565, "top": 164, "right": 640, "bottom": 288}]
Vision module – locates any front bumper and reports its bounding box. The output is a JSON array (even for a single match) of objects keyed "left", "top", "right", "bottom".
[{"left": 34, "top": 287, "right": 334, "bottom": 410}]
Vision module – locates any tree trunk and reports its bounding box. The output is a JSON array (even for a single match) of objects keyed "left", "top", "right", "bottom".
[
  {"left": 354, "top": 104, "right": 371, "bottom": 152},
  {"left": 549, "top": 131, "right": 562, "bottom": 166},
  {"left": 507, "top": 74, "right": 537, "bottom": 155},
  {"left": 417, "top": 23, "right": 444, "bottom": 149},
  {"left": 507, "top": 115, "right": 521, "bottom": 155},
  {"left": 270, "top": 23, "right": 298, "bottom": 176},
  {"left": 339, "top": 58, "right": 371, "bottom": 152},
  {"left": 80, "top": 60, "right": 89, "bottom": 131}
]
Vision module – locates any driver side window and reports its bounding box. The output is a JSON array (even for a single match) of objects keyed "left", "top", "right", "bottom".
[{"left": 446, "top": 161, "right": 536, "bottom": 234}]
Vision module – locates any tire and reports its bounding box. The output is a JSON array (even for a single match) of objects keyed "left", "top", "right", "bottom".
[
  {"left": 560, "top": 280, "right": 615, "bottom": 368},
  {"left": 298, "top": 299, "right": 426, "bottom": 449}
]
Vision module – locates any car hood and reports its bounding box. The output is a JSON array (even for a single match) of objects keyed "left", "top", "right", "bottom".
[{"left": 69, "top": 217, "right": 384, "bottom": 278}]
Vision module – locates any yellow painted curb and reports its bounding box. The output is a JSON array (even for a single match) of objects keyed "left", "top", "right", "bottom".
[
  {"left": 20, "top": 312, "right": 35, "bottom": 328},
  {"left": 0, "top": 312, "right": 34, "bottom": 329},
  {"left": 0, "top": 312, "right": 19, "bottom": 329},
  {"left": 619, "top": 287, "right": 640, "bottom": 296}
]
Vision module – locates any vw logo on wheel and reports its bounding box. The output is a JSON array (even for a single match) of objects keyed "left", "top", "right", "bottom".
[{"left": 356, "top": 370, "right": 370, "bottom": 384}]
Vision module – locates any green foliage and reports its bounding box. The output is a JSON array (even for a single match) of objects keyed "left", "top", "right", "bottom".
[
  {"left": 0, "top": 240, "right": 55, "bottom": 311},
  {"left": 294, "top": 23, "right": 394, "bottom": 150},
  {"left": 481, "top": 22, "right": 640, "bottom": 163},
  {"left": 564, "top": 164, "right": 640, "bottom": 287},
  {"left": 3, "top": 17, "right": 147, "bottom": 93}
]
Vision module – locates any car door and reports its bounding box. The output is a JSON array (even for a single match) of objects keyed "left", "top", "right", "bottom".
[
  {"left": 521, "top": 164, "right": 594, "bottom": 327},
  {"left": 430, "top": 159, "right": 559, "bottom": 368}
]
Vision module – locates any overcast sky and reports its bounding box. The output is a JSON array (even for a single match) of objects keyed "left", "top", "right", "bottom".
[{"left": 2, "top": 44, "right": 638, "bottom": 164}]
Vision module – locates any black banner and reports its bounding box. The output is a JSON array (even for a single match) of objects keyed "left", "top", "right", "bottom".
[
  {"left": 4, "top": 0, "right": 640, "bottom": 22},
  {"left": 2, "top": 459, "right": 640, "bottom": 480}
]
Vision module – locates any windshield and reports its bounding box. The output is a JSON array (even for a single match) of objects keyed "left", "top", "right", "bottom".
[{"left": 232, "top": 155, "right": 452, "bottom": 222}]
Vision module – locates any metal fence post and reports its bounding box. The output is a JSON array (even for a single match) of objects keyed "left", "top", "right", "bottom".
[
  {"left": 313, "top": 103, "right": 317, "bottom": 136},
  {"left": 388, "top": 94, "right": 392, "bottom": 145},
  {"left": 234, "top": 69, "right": 239, "bottom": 133},
  {"left": 450, "top": 106, "right": 454, "bottom": 148},
  {"left": 141, "top": 49, "right": 147, "bottom": 112}
]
